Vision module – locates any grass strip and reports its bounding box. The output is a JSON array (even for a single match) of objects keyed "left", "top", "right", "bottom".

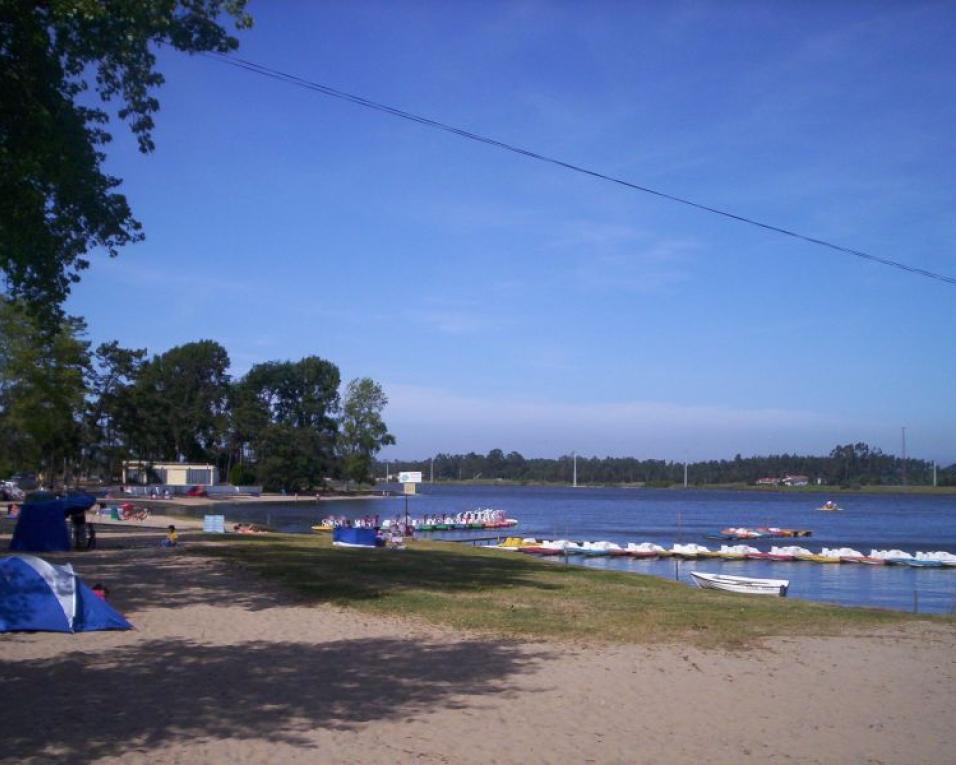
[{"left": 195, "top": 534, "right": 947, "bottom": 648}]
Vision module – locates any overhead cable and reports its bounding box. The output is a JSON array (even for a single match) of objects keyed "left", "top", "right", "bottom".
[{"left": 204, "top": 53, "right": 956, "bottom": 288}]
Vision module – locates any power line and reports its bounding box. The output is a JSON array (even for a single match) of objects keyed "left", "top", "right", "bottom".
[{"left": 204, "top": 53, "right": 956, "bottom": 288}]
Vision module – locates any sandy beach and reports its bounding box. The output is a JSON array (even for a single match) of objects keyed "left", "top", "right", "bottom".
[{"left": 2, "top": 526, "right": 955, "bottom": 764}]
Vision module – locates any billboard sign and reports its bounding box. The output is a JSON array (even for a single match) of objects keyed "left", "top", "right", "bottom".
[{"left": 398, "top": 471, "right": 422, "bottom": 484}]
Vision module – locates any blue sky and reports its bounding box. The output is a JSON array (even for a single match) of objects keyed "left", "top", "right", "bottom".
[{"left": 66, "top": 1, "right": 956, "bottom": 463}]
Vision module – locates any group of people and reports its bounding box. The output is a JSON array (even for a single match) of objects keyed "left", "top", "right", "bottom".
[
  {"left": 95, "top": 502, "right": 150, "bottom": 521},
  {"left": 321, "top": 514, "right": 381, "bottom": 529},
  {"left": 232, "top": 523, "right": 268, "bottom": 535}
]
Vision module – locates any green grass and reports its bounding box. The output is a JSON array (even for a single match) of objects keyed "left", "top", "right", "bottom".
[{"left": 194, "top": 534, "right": 950, "bottom": 649}]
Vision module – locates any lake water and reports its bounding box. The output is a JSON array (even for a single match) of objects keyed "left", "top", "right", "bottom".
[{"left": 200, "top": 484, "right": 956, "bottom": 614}]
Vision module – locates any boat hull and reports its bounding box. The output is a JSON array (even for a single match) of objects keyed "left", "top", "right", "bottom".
[{"left": 690, "top": 572, "right": 788, "bottom": 597}]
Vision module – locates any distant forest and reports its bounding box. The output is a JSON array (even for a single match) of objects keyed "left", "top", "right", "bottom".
[{"left": 377, "top": 443, "right": 956, "bottom": 487}]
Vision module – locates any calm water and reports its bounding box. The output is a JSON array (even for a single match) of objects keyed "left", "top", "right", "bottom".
[{"left": 197, "top": 484, "right": 956, "bottom": 614}]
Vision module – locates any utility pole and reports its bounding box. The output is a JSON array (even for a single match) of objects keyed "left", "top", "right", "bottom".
[
  {"left": 933, "top": 461, "right": 937, "bottom": 488},
  {"left": 430, "top": 457, "right": 434, "bottom": 483},
  {"left": 683, "top": 460, "right": 688, "bottom": 488},
  {"left": 901, "top": 427, "right": 907, "bottom": 486},
  {"left": 572, "top": 451, "right": 577, "bottom": 488}
]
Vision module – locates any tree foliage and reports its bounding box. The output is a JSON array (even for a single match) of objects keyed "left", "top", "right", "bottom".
[
  {"left": 339, "top": 377, "right": 395, "bottom": 485},
  {"left": 232, "top": 357, "right": 341, "bottom": 491},
  {"left": 381, "top": 444, "right": 947, "bottom": 488},
  {"left": 130, "top": 340, "right": 231, "bottom": 462},
  {"left": 0, "top": 297, "right": 90, "bottom": 480},
  {"left": 0, "top": 1, "right": 250, "bottom": 321},
  {"left": 0, "top": 299, "right": 391, "bottom": 490}
]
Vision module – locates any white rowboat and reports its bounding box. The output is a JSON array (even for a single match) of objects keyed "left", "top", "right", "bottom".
[{"left": 690, "top": 571, "right": 789, "bottom": 597}]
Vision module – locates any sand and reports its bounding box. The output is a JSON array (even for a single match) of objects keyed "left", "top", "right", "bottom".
[{"left": 1, "top": 528, "right": 954, "bottom": 764}]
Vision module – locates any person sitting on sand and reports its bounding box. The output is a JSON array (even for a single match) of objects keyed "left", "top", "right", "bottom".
[
  {"left": 162, "top": 525, "right": 178, "bottom": 547},
  {"left": 91, "top": 583, "right": 109, "bottom": 600},
  {"left": 233, "top": 523, "right": 265, "bottom": 535}
]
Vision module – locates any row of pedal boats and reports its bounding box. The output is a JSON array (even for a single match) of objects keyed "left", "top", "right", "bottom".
[{"left": 495, "top": 538, "right": 956, "bottom": 567}]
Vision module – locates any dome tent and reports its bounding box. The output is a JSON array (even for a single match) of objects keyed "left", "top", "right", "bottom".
[{"left": 0, "top": 555, "right": 132, "bottom": 633}]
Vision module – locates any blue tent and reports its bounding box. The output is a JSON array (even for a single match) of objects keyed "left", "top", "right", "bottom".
[
  {"left": 0, "top": 555, "right": 132, "bottom": 633},
  {"left": 62, "top": 493, "right": 97, "bottom": 513},
  {"left": 10, "top": 499, "right": 71, "bottom": 552},
  {"left": 332, "top": 527, "right": 381, "bottom": 548}
]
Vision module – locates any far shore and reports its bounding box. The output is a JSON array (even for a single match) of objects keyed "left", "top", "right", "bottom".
[
  {"left": 412, "top": 478, "right": 956, "bottom": 494},
  {"left": 107, "top": 491, "right": 400, "bottom": 510}
]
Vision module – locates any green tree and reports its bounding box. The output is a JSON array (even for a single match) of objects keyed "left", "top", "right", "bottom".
[
  {"left": 0, "top": 1, "right": 251, "bottom": 320},
  {"left": 339, "top": 377, "right": 395, "bottom": 485},
  {"left": 83, "top": 340, "right": 146, "bottom": 479},
  {"left": 128, "top": 340, "right": 231, "bottom": 462},
  {"left": 0, "top": 297, "right": 90, "bottom": 483},
  {"left": 237, "top": 357, "right": 342, "bottom": 490}
]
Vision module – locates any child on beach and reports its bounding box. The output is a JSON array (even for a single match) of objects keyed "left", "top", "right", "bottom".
[
  {"left": 162, "top": 525, "right": 178, "bottom": 547},
  {"left": 91, "top": 583, "right": 109, "bottom": 600}
]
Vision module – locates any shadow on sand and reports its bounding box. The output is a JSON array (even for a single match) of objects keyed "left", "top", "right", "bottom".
[
  {"left": 0, "top": 635, "right": 548, "bottom": 763},
  {"left": 199, "top": 535, "right": 574, "bottom": 605}
]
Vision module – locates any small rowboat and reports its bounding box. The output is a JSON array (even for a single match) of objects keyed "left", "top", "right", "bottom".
[{"left": 691, "top": 571, "right": 789, "bottom": 597}]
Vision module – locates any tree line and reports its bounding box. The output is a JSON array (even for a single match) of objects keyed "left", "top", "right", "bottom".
[
  {"left": 380, "top": 443, "right": 956, "bottom": 487},
  {"left": 0, "top": 298, "right": 393, "bottom": 491}
]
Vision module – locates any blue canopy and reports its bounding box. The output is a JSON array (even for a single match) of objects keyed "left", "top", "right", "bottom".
[
  {"left": 0, "top": 555, "right": 132, "bottom": 633},
  {"left": 332, "top": 527, "right": 381, "bottom": 548},
  {"left": 10, "top": 499, "right": 71, "bottom": 552},
  {"left": 62, "top": 493, "right": 96, "bottom": 513}
]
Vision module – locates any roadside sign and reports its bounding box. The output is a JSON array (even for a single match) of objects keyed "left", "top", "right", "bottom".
[{"left": 398, "top": 471, "right": 422, "bottom": 484}]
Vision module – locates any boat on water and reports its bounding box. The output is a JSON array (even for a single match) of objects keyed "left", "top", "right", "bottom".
[
  {"left": 716, "top": 544, "right": 759, "bottom": 560},
  {"left": 670, "top": 543, "right": 711, "bottom": 559},
  {"left": 690, "top": 571, "right": 789, "bottom": 597},
  {"left": 746, "top": 551, "right": 796, "bottom": 562},
  {"left": 716, "top": 527, "right": 812, "bottom": 540},
  {"left": 904, "top": 558, "right": 943, "bottom": 568},
  {"left": 794, "top": 553, "right": 842, "bottom": 564},
  {"left": 518, "top": 544, "right": 565, "bottom": 556},
  {"left": 818, "top": 500, "right": 842, "bottom": 512}
]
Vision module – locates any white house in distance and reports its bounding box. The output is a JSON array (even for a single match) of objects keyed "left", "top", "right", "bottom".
[
  {"left": 122, "top": 461, "right": 218, "bottom": 487},
  {"left": 781, "top": 474, "right": 810, "bottom": 487}
]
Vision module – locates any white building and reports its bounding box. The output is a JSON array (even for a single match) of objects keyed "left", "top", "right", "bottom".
[{"left": 122, "top": 461, "right": 217, "bottom": 487}]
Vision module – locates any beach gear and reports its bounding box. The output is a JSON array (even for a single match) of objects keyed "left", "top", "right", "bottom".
[{"left": 0, "top": 554, "right": 132, "bottom": 633}]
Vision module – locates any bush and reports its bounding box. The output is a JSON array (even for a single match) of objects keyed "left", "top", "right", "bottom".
[{"left": 229, "top": 464, "right": 257, "bottom": 486}]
